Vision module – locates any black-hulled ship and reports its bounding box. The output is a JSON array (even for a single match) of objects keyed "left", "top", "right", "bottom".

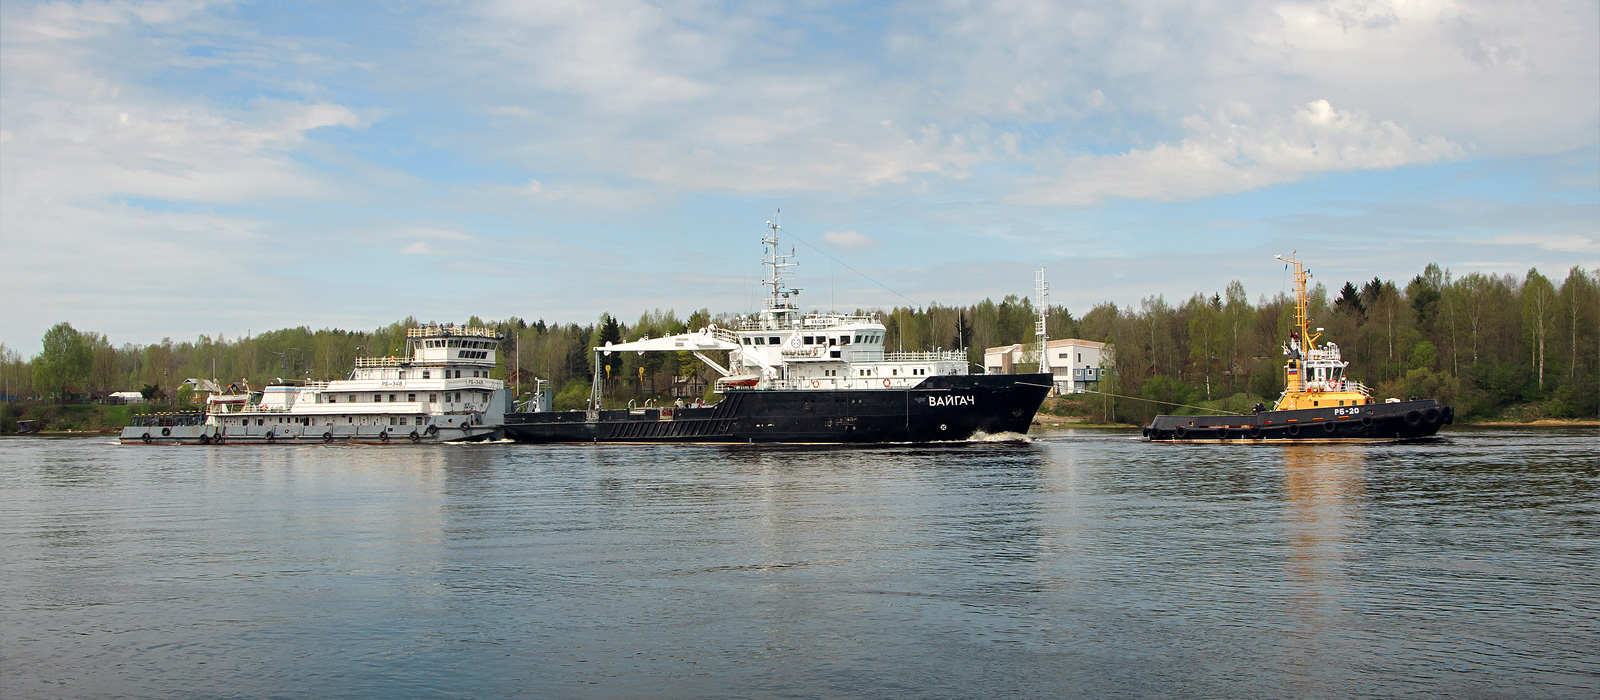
[
  {"left": 1144, "top": 254, "right": 1453, "bottom": 443},
  {"left": 502, "top": 217, "right": 1053, "bottom": 444}
]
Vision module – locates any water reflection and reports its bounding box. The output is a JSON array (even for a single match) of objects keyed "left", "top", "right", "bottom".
[
  {"left": 2, "top": 430, "right": 1596, "bottom": 698},
  {"left": 1278, "top": 444, "right": 1368, "bottom": 695}
]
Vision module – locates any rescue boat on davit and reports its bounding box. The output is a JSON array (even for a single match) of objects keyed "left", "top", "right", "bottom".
[{"left": 1143, "top": 254, "right": 1453, "bottom": 443}]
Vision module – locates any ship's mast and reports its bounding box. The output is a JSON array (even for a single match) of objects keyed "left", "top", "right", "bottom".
[
  {"left": 760, "top": 211, "right": 801, "bottom": 328},
  {"left": 1276, "top": 253, "right": 1316, "bottom": 398}
]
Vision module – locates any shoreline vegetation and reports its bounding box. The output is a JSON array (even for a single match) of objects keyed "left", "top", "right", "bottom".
[{"left": 3, "top": 263, "right": 1596, "bottom": 435}]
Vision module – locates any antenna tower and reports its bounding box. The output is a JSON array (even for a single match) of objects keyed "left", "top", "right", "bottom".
[
  {"left": 1035, "top": 267, "right": 1050, "bottom": 375},
  {"left": 761, "top": 211, "right": 801, "bottom": 315}
]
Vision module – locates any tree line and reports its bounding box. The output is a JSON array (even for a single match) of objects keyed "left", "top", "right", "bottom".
[{"left": 3, "top": 264, "right": 1595, "bottom": 423}]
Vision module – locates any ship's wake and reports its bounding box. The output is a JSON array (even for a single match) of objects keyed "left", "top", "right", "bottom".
[{"left": 966, "top": 431, "right": 1033, "bottom": 443}]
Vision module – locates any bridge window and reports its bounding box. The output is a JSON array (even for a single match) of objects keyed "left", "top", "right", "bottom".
[
  {"left": 769, "top": 336, "right": 780, "bottom": 345},
  {"left": 753, "top": 337, "right": 764, "bottom": 345}
]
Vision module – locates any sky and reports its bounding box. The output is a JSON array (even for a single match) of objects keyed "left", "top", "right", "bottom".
[{"left": 2, "top": 0, "right": 1597, "bottom": 356}]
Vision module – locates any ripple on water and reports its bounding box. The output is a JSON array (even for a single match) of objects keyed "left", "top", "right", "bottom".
[{"left": 0, "top": 428, "right": 1596, "bottom": 699}]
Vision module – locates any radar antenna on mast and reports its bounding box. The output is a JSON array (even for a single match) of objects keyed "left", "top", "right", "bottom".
[{"left": 761, "top": 210, "right": 801, "bottom": 324}]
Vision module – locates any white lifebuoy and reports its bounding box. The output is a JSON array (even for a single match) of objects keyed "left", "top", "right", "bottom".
[{"left": 882, "top": 378, "right": 891, "bottom": 388}]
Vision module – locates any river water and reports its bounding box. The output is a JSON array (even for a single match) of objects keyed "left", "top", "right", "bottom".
[{"left": 2, "top": 428, "right": 1596, "bottom": 699}]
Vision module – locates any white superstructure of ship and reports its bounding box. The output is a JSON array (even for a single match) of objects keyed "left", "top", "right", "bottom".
[
  {"left": 578, "top": 215, "right": 969, "bottom": 408},
  {"left": 122, "top": 323, "right": 506, "bottom": 445}
]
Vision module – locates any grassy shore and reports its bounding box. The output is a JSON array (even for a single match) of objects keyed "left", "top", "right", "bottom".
[{"left": 0, "top": 402, "right": 193, "bottom": 435}]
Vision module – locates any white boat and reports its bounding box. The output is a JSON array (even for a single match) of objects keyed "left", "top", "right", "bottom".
[{"left": 121, "top": 323, "right": 507, "bottom": 445}]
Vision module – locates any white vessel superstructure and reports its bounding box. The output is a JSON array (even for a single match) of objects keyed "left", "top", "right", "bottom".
[
  {"left": 585, "top": 216, "right": 968, "bottom": 408},
  {"left": 122, "top": 323, "right": 507, "bottom": 445}
]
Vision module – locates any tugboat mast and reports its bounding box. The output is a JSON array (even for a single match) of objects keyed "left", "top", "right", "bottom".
[{"left": 1277, "top": 253, "right": 1316, "bottom": 397}]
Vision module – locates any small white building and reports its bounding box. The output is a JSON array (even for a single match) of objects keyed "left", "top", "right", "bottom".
[
  {"left": 108, "top": 391, "right": 146, "bottom": 404},
  {"left": 984, "top": 339, "right": 1108, "bottom": 395}
]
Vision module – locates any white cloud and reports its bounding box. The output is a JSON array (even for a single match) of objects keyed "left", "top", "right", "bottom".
[
  {"left": 467, "top": 0, "right": 715, "bottom": 113},
  {"left": 0, "top": 0, "right": 368, "bottom": 350},
  {"left": 1010, "top": 100, "right": 1462, "bottom": 205},
  {"left": 1486, "top": 232, "right": 1599, "bottom": 254},
  {"left": 1, "top": 0, "right": 1592, "bottom": 352},
  {"left": 823, "top": 230, "right": 876, "bottom": 249}
]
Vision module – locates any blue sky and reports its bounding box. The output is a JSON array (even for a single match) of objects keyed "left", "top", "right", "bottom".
[{"left": 2, "top": 0, "right": 1597, "bottom": 355}]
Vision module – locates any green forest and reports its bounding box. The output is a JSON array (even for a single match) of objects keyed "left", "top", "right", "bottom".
[{"left": 4, "top": 263, "right": 1596, "bottom": 431}]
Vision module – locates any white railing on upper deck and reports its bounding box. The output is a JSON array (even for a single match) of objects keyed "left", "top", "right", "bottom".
[
  {"left": 406, "top": 324, "right": 502, "bottom": 339},
  {"left": 884, "top": 350, "right": 966, "bottom": 363},
  {"left": 354, "top": 356, "right": 404, "bottom": 368},
  {"left": 731, "top": 312, "right": 882, "bottom": 331},
  {"left": 802, "top": 313, "right": 878, "bottom": 327},
  {"left": 1301, "top": 378, "right": 1371, "bottom": 395}
]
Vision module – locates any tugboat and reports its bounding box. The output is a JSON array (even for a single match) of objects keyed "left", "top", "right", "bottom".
[
  {"left": 502, "top": 216, "right": 1053, "bottom": 443},
  {"left": 120, "top": 323, "right": 507, "bottom": 445},
  {"left": 1144, "top": 254, "right": 1453, "bottom": 442}
]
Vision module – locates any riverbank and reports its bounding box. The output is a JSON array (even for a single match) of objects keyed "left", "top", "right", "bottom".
[
  {"left": 0, "top": 402, "right": 187, "bottom": 435},
  {"left": 1466, "top": 418, "right": 1600, "bottom": 427}
]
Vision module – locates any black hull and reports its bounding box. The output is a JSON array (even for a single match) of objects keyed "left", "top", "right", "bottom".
[
  {"left": 503, "top": 374, "right": 1053, "bottom": 444},
  {"left": 1143, "top": 399, "right": 1453, "bottom": 442}
]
